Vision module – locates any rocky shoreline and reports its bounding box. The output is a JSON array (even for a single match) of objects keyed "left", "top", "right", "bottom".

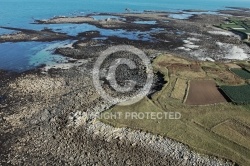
[
  {"left": 0, "top": 63, "right": 235, "bottom": 165},
  {"left": 37, "top": 11, "right": 250, "bottom": 61},
  {"left": 1, "top": 9, "right": 249, "bottom": 165},
  {"left": 1, "top": 10, "right": 250, "bottom": 61},
  {"left": 0, "top": 27, "right": 73, "bottom": 43}
]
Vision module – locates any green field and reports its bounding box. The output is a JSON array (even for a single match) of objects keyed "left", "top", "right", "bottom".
[
  {"left": 217, "top": 19, "right": 250, "bottom": 42},
  {"left": 100, "top": 55, "right": 250, "bottom": 166},
  {"left": 220, "top": 85, "right": 250, "bottom": 104},
  {"left": 231, "top": 68, "right": 250, "bottom": 80}
]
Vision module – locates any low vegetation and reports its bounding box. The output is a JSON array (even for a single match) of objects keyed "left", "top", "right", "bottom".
[
  {"left": 220, "top": 84, "right": 250, "bottom": 104},
  {"left": 170, "top": 78, "right": 187, "bottom": 101},
  {"left": 230, "top": 68, "right": 250, "bottom": 80},
  {"left": 217, "top": 18, "right": 250, "bottom": 43},
  {"left": 100, "top": 54, "right": 250, "bottom": 166}
]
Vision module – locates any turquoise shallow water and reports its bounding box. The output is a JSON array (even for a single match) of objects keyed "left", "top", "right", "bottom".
[
  {"left": 1, "top": 0, "right": 250, "bottom": 28},
  {"left": 0, "top": 41, "right": 70, "bottom": 71},
  {"left": 0, "top": 0, "right": 250, "bottom": 71}
]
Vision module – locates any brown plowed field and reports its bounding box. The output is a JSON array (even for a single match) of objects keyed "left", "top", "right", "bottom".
[{"left": 185, "top": 80, "right": 227, "bottom": 105}]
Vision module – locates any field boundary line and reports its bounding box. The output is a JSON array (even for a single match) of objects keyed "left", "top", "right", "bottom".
[
  {"left": 183, "top": 80, "right": 190, "bottom": 103},
  {"left": 192, "top": 120, "right": 250, "bottom": 163},
  {"left": 228, "top": 68, "right": 248, "bottom": 81}
]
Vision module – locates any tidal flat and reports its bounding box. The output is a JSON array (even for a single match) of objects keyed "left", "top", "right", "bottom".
[{"left": 0, "top": 8, "right": 250, "bottom": 165}]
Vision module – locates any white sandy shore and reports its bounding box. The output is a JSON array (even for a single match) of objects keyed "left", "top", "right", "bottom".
[
  {"left": 208, "top": 31, "right": 235, "bottom": 36},
  {"left": 41, "top": 59, "right": 88, "bottom": 72}
]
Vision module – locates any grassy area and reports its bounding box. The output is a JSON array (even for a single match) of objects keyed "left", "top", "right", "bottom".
[
  {"left": 170, "top": 78, "right": 187, "bottom": 101},
  {"left": 100, "top": 54, "right": 250, "bottom": 166},
  {"left": 217, "top": 19, "right": 250, "bottom": 42},
  {"left": 237, "top": 62, "right": 250, "bottom": 72},
  {"left": 220, "top": 85, "right": 250, "bottom": 104},
  {"left": 212, "top": 119, "right": 250, "bottom": 150},
  {"left": 100, "top": 100, "right": 250, "bottom": 165},
  {"left": 202, "top": 63, "right": 245, "bottom": 86},
  {"left": 243, "top": 104, "right": 250, "bottom": 110},
  {"left": 230, "top": 68, "right": 250, "bottom": 80}
]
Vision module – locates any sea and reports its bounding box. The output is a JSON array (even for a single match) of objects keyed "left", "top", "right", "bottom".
[{"left": 0, "top": 0, "right": 250, "bottom": 71}]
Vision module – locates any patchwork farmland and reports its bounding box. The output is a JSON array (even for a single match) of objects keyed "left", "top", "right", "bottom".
[
  {"left": 101, "top": 54, "right": 250, "bottom": 166},
  {"left": 218, "top": 19, "right": 250, "bottom": 42}
]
